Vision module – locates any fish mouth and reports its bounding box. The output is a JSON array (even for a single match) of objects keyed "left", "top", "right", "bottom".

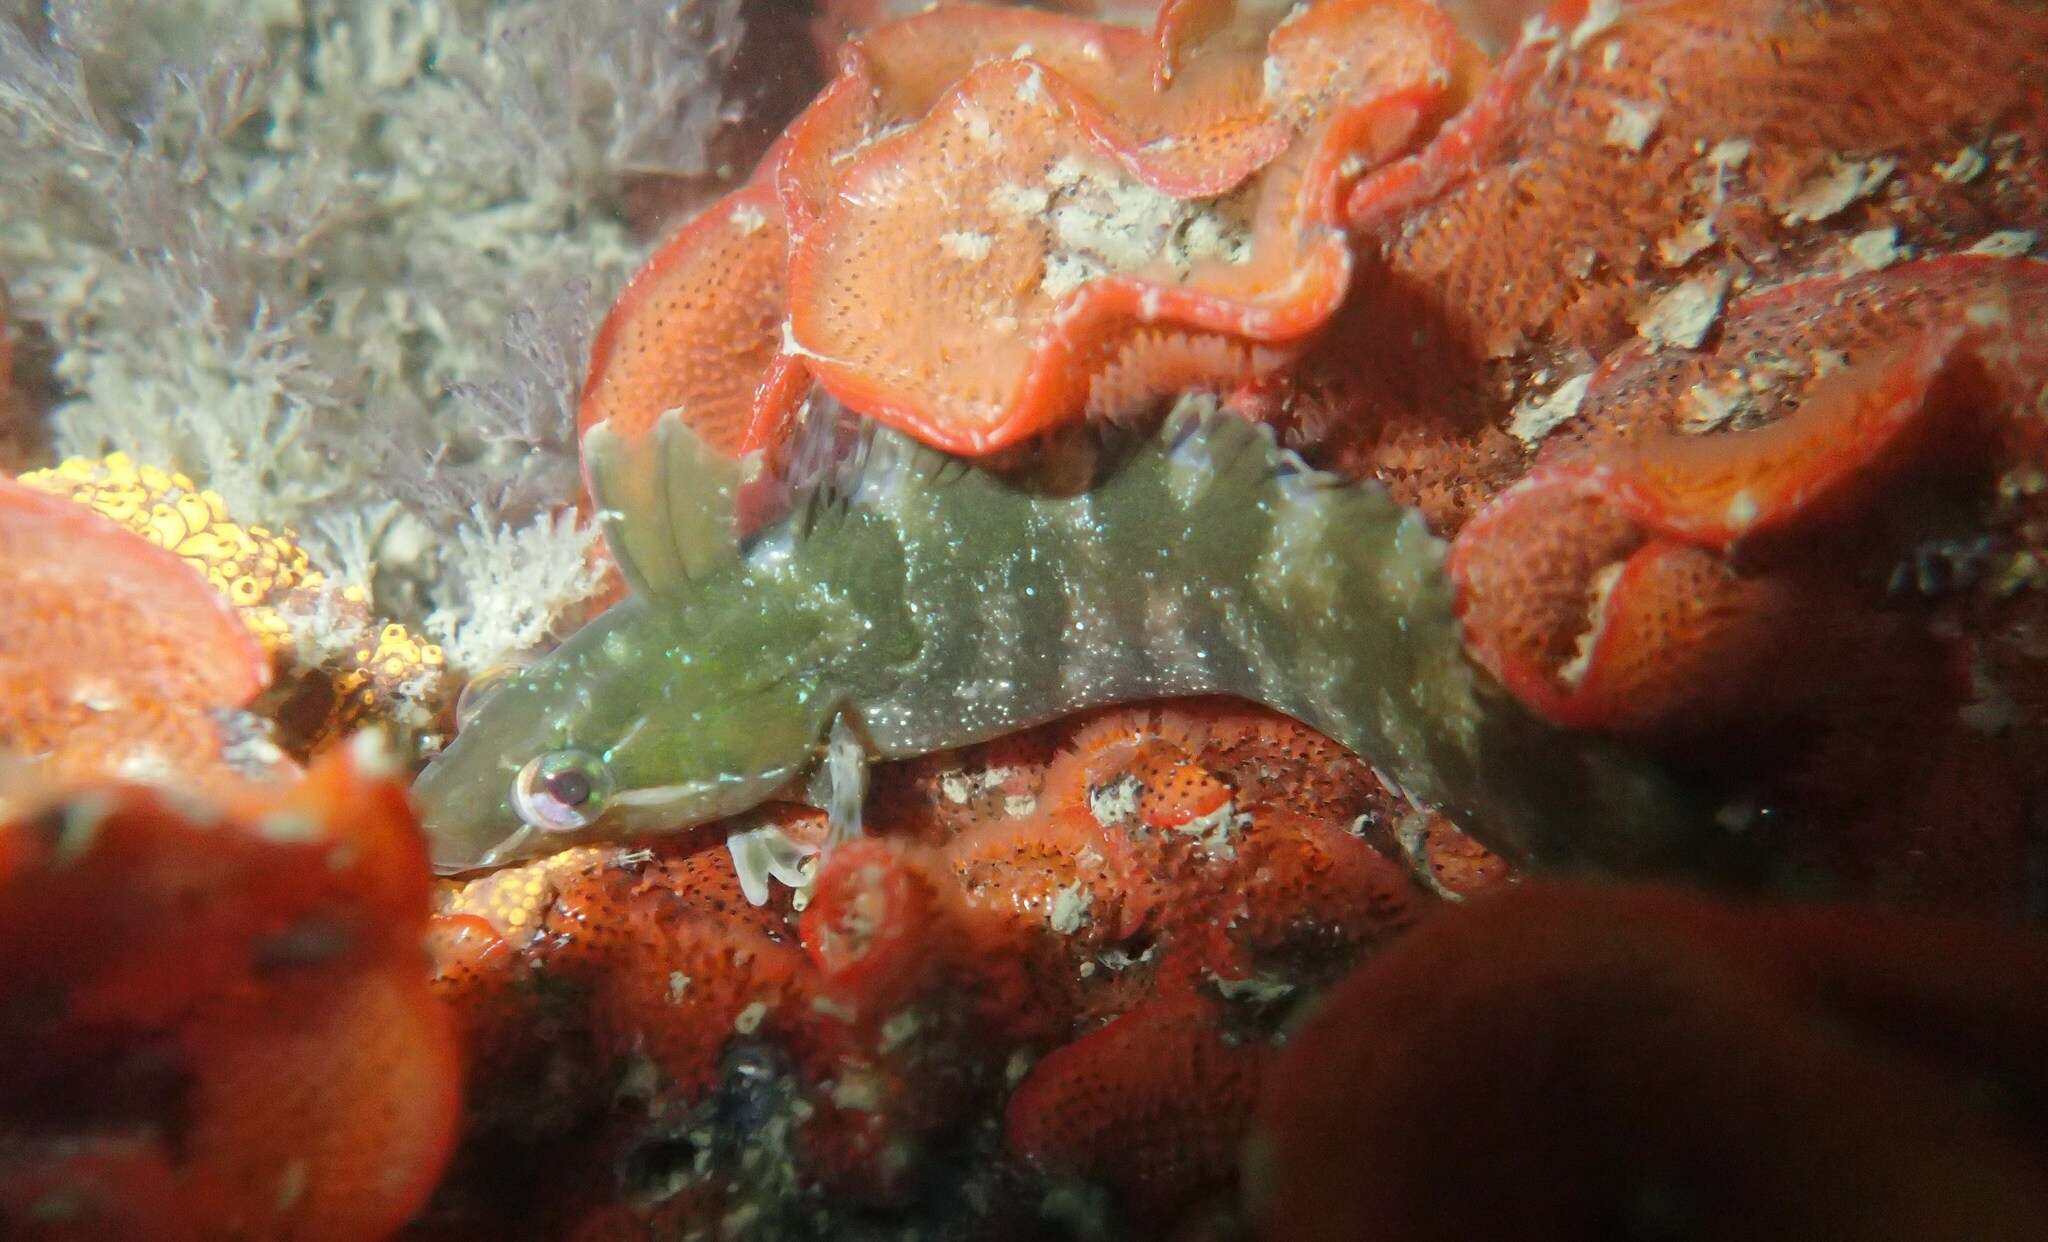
[
  {"left": 605, "top": 763, "right": 813, "bottom": 828},
  {"left": 410, "top": 750, "right": 518, "bottom": 874},
  {"left": 417, "top": 763, "right": 815, "bottom": 875}
]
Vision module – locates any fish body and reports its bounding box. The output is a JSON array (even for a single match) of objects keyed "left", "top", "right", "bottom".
[{"left": 415, "top": 401, "right": 1707, "bottom": 875}]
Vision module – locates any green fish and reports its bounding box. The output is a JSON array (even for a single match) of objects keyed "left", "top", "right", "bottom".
[{"left": 414, "top": 399, "right": 1711, "bottom": 889}]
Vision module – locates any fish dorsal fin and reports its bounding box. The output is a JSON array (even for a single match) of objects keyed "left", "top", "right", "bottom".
[
  {"left": 584, "top": 409, "right": 755, "bottom": 602},
  {"left": 786, "top": 418, "right": 958, "bottom": 536}
]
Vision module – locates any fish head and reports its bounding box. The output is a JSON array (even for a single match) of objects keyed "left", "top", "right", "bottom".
[{"left": 411, "top": 599, "right": 835, "bottom": 872}]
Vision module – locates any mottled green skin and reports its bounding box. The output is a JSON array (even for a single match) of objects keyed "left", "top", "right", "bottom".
[{"left": 414, "top": 404, "right": 1709, "bottom": 873}]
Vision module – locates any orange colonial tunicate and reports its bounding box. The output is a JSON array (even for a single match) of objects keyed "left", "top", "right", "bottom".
[
  {"left": 0, "top": 474, "right": 271, "bottom": 789},
  {"left": 1005, "top": 991, "right": 1266, "bottom": 1218},
  {"left": 1596, "top": 333, "right": 1978, "bottom": 549},
  {"left": 537, "top": 847, "right": 815, "bottom": 1101},
  {"left": 577, "top": 181, "right": 794, "bottom": 466},
  {"left": 583, "top": 0, "right": 1480, "bottom": 469},
  {"left": 422, "top": 698, "right": 1444, "bottom": 1230},
  {"left": 1450, "top": 258, "right": 2048, "bottom": 741},
  {"left": 1346, "top": 0, "right": 2048, "bottom": 363},
  {"left": 787, "top": 0, "right": 1475, "bottom": 454},
  {"left": 1558, "top": 257, "right": 2048, "bottom": 468},
  {"left": 1448, "top": 344, "right": 1951, "bottom": 739},
  {"left": 0, "top": 744, "right": 460, "bottom": 1242}
]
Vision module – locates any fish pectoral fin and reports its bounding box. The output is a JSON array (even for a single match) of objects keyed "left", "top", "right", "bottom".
[
  {"left": 726, "top": 824, "right": 819, "bottom": 907},
  {"left": 585, "top": 409, "right": 756, "bottom": 601},
  {"left": 820, "top": 711, "right": 872, "bottom": 847}
]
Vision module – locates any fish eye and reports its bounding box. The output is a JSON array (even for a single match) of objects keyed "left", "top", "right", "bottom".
[
  {"left": 455, "top": 660, "right": 528, "bottom": 732},
  {"left": 513, "top": 749, "right": 611, "bottom": 833}
]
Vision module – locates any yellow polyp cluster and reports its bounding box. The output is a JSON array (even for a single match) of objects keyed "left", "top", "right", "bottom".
[
  {"left": 334, "top": 622, "right": 449, "bottom": 731},
  {"left": 19, "top": 454, "right": 320, "bottom": 656},
  {"left": 436, "top": 847, "right": 607, "bottom": 944},
  {"left": 18, "top": 453, "right": 452, "bottom": 750}
]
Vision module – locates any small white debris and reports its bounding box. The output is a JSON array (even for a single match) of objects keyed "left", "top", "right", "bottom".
[
  {"left": 1967, "top": 300, "right": 2013, "bottom": 328},
  {"left": 1965, "top": 230, "right": 2037, "bottom": 259},
  {"left": 1042, "top": 250, "right": 1107, "bottom": 300},
  {"left": 1045, "top": 155, "right": 1088, "bottom": 190},
  {"left": 49, "top": 794, "right": 114, "bottom": 865},
  {"left": 1263, "top": 51, "right": 1289, "bottom": 104},
  {"left": 1841, "top": 226, "right": 1903, "bottom": 274},
  {"left": 1210, "top": 971, "right": 1296, "bottom": 1007},
  {"left": 1934, "top": 146, "right": 1988, "bottom": 184},
  {"left": 114, "top": 747, "right": 176, "bottom": 783},
  {"left": 1003, "top": 793, "right": 1038, "bottom": 817},
  {"left": 1098, "top": 944, "right": 1156, "bottom": 972},
  {"left": 68, "top": 678, "right": 123, "bottom": 711},
  {"left": 989, "top": 183, "right": 1051, "bottom": 217},
  {"left": 962, "top": 104, "right": 1000, "bottom": 148},
  {"left": 1656, "top": 217, "right": 1717, "bottom": 267},
  {"left": 1509, "top": 370, "right": 1594, "bottom": 448},
  {"left": 1015, "top": 63, "right": 1045, "bottom": 105},
  {"left": 1174, "top": 800, "right": 1249, "bottom": 859},
  {"left": 1777, "top": 156, "right": 1896, "bottom": 226},
  {"left": 1603, "top": 99, "right": 1663, "bottom": 151},
  {"left": 1725, "top": 489, "right": 1760, "bottom": 531},
  {"left": 811, "top": 994, "right": 858, "bottom": 1022},
  {"left": 879, "top": 1009, "right": 920, "bottom": 1052},
  {"left": 733, "top": 1000, "right": 768, "bottom": 1035},
  {"left": 939, "top": 230, "right": 995, "bottom": 262},
  {"left": 347, "top": 727, "right": 401, "bottom": 778},
  {"left": 1048, "top": 881, "right": 1093, "bottom": 934},
  {"left": 258, "top": 810, "right": 323, "bottom": 844},
  {"left": 1519, "top": 12, "right": 1560, "bottom": 49},
  {"left": 937, "top": 764, "right": 1026, "bottom": 807},
  {"left": 1569, "top": 0, "right": 1624, "bottom": 47},
  {"left": 1034, "top": 154, "right": 1254, "bottom": 301},
  {"left": 831, "top": 1071, "right": 884, "bottom": 1111},
  {"left": 1635, "top": 270, "right": 1730, "bottom": 350},
  {"left": 1701, "top": 139, "right": 1752, "bottom": 206},
  {"left": 1005, "top": 1048, "right": 1036, "bottom": 1085},
  {"left": 1088, "top": 773, "right": 1142, "bottom": 827},
  {"left": 730, "top": 204, "right": 768, "bottom": 235},
  {"left": 221, "top": 724, "right": 288, "bottom": 778},
  {"left": 1558, "top": 562, "right": 1625, "bottom": 687},
  {"left": 667, "top": 971, "right": 692, "bottom": 1004},
  {"left": 1708, "top": 138, "right": 1753, "bottom": 169},
  {"left": 1683, "top": 378, "right": 1744, "bottom": 433}
]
